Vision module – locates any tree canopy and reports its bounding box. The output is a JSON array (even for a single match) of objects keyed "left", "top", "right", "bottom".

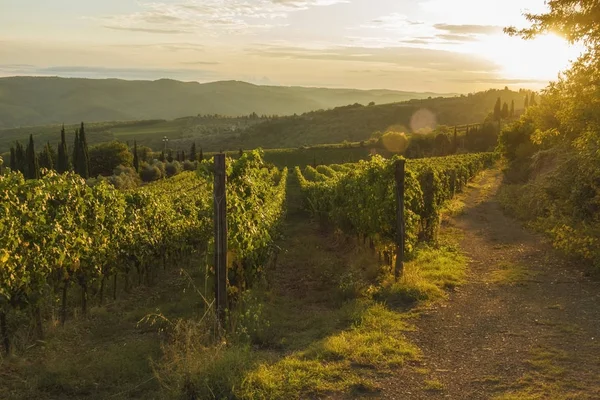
[
  {"left": 88, "top": 141, "right": 134, "bottom": 177},
  {"left": 500, "top": 0, "right": 600, "bottom": 269},
  {"left": 505, "top": 0, "right": 600, "bottom": 52}
]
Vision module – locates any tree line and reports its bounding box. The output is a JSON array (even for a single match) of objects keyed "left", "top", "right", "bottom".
[
  {"left": 7, "top": 123, "right": 207, "bottom": 184},
  {"left": 493, "top": 91, "right": 537, "bottom": 121}
]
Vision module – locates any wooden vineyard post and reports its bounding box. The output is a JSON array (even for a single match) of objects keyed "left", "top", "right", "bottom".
[
  {"left": 394, "top": 159, "right": 406, "bottom": 280},
  {"left": 213, "top": 154, "right": 228, "bottom": 329}
]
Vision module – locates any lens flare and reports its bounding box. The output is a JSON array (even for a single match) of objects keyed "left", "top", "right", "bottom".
[
  {"left": 381, "top": 132, "right": 409, "bottom": 153},
  {"left": 410, "top": 109, "right": 437, "bottom": 133}
]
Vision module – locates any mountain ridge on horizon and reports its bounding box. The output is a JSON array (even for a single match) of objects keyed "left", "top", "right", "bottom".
[
  {"left": 0, "top": 76, "right": 458, "bottom": 129},
  {"left": 1, "top": 75, "right": 459, "bottom": 95}
]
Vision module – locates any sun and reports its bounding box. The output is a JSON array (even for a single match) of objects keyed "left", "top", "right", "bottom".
[
  {"left": 499, "top": 33, "right": 582, "bottom": 81},
  {"left": 459, "top": 32, "right": 583, "bottom": 84}
]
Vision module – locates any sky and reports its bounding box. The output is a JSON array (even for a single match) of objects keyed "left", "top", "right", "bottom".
[{"left": 0, "top": 0, "right": 584, "bottom": 92}]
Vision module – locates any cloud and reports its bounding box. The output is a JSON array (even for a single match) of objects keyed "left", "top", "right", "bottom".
[
  {"left": 398, "top": 38, "right": 436, "bottom": 45},
  {"left": 98, "top": 0, "right": 347, "bottom": 35},
  {"left": 360, "top": 13, "right": 424, "bottom": 32},
  {"left": 180, "top": 61, "right": 220, "bottom": 65},
  {"left": 433, "top": 24, "right": 503, "bottom": 35},
  {"left": 270, "top": 0, "right": 348, "bottom": 6},
  {"left": 109, "top": 43, "right": 205, "bottom": 52},
  {"left": 450, "top": 77, "right": 549, "bottom": 84},
  {"left": 436, "top": 34, "right": 478, "bottom": 42},
  {"left": 104, "top": 26, "right": 191, "bottom": 34},
  {"left": 357, "top": 15, "right": 501, "bottom": 48},
  {"left": 0, "top": 64, "right": 39, "bottom": 76},
  {"left": 246, "top": 45, "right": 500, "bottom": 73},
  {"left": 0, "top": 65, "right": 219, "bottom": 81},
  {"left": 396, "top": 33, "right": 480, "bottom": 46},
  {"left": 0, "top": 64, "right": 37, "bottom": 70}
]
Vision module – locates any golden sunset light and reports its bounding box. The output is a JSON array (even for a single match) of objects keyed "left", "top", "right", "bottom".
[{"left": 1, "top": 2, "right": 599, "bottom": 398}]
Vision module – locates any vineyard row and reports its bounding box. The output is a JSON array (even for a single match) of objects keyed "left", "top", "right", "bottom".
[
  {"left": 0, "top": 150, "right": 287, "bottom": 354},
  {"left": 295, "top": 153, "right": 497, "bottom": 261}
]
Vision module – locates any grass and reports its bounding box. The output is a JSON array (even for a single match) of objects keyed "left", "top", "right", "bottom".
[
  {"left": 424, "top": 379, "right": 445, "bottom": 392},
  {"left": 317, "top": 305, "right": 418, "bottom": 367},
  {"left": 0, "top": 313, "right": 163, "bottom": 399},
  {"left": 0, "top": 256, "right": 212, "bottom": 400},
  {"left": 231, "top": 211, "right": 468, "bottom": 399},
  {"left": 155, "top": 207, "right": 469, "bottom": 399},
  {"left": 374, "top": 243, "right": 467, "bottom": 307},
  {"left": 238, "top": 302, "right": 417, "bottom": 399},
  {"left": 488, "top": 261, "right": 535, "bottom": 285},
  {"left": 444, "top": 196, "right": 467, "bottom": 216},
  {"left": 241, "top": 357, "right": 368, "bottom": 399}
]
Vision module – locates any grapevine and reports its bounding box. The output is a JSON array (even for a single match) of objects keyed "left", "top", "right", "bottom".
[
  {"left": 0, "top": 151, "right": 287, "bottom": 353},
  {"left": 296, "top": 153, "right": 497, "bottom": 257}
]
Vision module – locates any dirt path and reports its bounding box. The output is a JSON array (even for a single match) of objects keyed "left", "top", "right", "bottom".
[{"left": 379, "top": 169, "right": 600, "bottom": 399}]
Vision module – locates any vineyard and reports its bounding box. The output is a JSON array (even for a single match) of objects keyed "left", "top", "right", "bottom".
[
  {"left": 295, "top": 153, "right": 497, "bottom": 261},
  {"left": 0, "top": 150, "right": 287, "bottom": 354},
  {"left": 0, "top": 150, "right": 496, "bottom": 359},
  {"left": 5, "top": 146, "right": 599, "bottom": 400}
]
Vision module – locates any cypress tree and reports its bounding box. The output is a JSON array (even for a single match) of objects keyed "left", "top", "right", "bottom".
[
  {"left": 167, "top": 150, "right": 173, "bottom": 163},
  {"left": 181, "top": 150, "right": 186, "bottom": 161},
  {"left": 15, "top": 142, "right": 26, "bottom": 174},
  {"left": 133, "top": 140, "right": 140, "bottom": 172},
  {"left": 199, "top": 148, "right": 203, "bottom": 162},
  {"left": 159, "top": 151, "right": 165, "bottom": 162},
  {"left": 190, "top": 142, "right": 197, "bottom": 161},
  {"left": 465, "top": 127, "right": 471, "bottom": 151},
  {"left": 510, "top": 100, "right": 515, "bottom": 117},
  {"left": 25, "top": 135, "right": 40, "bottom": 180},
  {"left": 39, "top": 142, "right": 55, "bottom": 171},
  {"left": 72, "top": 130, "right": 80, "bottom": 175},
  {"left": 78, "top": 122, "right": 90, "bottom": 179},
  {"left": 453, "top": 127, "right": 458, "bottom": 153},
  {"left": 524, "top": 95, "right": 530, "bottom": 109},
  {"left": 530, "top": 93, "right": 537, "bottom": 107},
  {"left": 57, "top": 124, "right": 69, "bottom": 173},
  {"left": 9, "top": 147, "right": 16, "bottom": 171},
  {"left": 48, "top": 141, "right": 56, "bottom": 169},
  {"left": 493, "top": 97, "right": 502, "bottom": 120},
  {"left": 501, "top": 102, "right": 509, "bottom": 119}
]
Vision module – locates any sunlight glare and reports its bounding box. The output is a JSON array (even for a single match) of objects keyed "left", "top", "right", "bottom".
[{"left": 473, "top": 33, "right": 583, "bottom": 82}]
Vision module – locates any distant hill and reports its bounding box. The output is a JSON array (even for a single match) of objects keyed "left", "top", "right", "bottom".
[
  {"left": 218, "top": 88, "right": 530, "bottom": 150},
  {"left": 0, "top": 88, "right": 531, "bottom": 154},
  {"left": 0, "top": 76, "right": 453, "bottom": 129}
]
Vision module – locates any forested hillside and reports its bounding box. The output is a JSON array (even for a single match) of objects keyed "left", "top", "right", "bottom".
[
  {"left": 0, "top": 77, "right": 451, "bottom": 129},
  {"left": 226, "top": 88, "right": 528, "bottom": 149},
  {"left": 0, "top": 88, "right": 527, "bottom": 154}
]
